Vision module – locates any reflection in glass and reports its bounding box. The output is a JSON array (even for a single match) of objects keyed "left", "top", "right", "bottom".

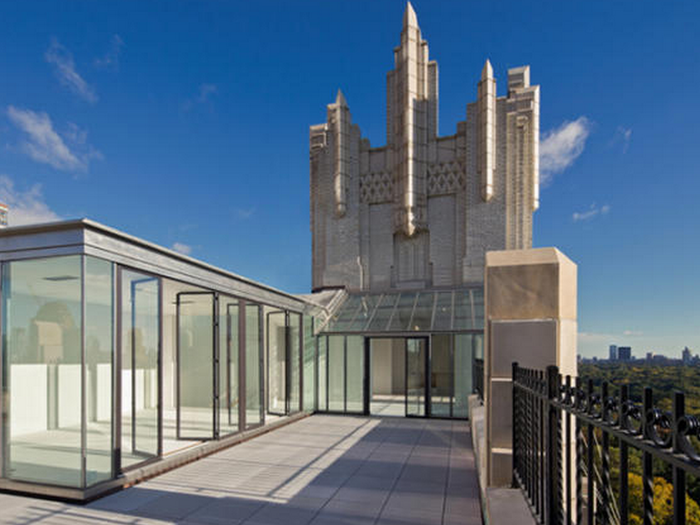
[
  {"left": 318, "top": 336, "right": 328, "bottom": 411},
  {"left": 3, "top": 256, "right": 82, "bottom": 486},
  {"left": 345, "top": 336, "right": 364, "bottom": 413},
  {"left": 219, "top": 298, "right": 238, "bottom": 436},
  {"left": 406, "top": 338, "right": 426, "bottom": 417},
  {"left": 121, "top": 269, "right": 159, "bottom": 468},
  {"left": 245, "top": 304, "right": 262, "bottom": 427},
  {"left": 303, "top": 316, "right": 316, "bottom": 411},
  {"left": 267, "top": 310, "right": 287, "bottom": 415},
  {"left": 288, "top": 313, "right": 301, "bottom": 413},
  {"left": 430, "top": 335, "right": 451, "bottom": 417},
  {"left": 453, "top": 334, "right": 473, "bottom": 418},
  {"left": 85, "top": 257, "right": 114, "bottom": 485},
  {"left": 328, "top": 336, "right": 344, "bottom": 411}
]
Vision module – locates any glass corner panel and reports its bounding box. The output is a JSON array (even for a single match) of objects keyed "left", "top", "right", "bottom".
[
  {"left": 85, "top": 256, "right": 114, "bottom": 486},
  {"left": 3, "top": 256, "right": 83, "bottom": 487}
]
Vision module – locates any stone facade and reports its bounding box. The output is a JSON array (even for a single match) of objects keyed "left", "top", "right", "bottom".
[{"left": 310, "top": 3, "right": 540, "bottom": 292}]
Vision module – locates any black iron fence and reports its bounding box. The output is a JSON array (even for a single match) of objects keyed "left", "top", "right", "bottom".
[
  {"left": 474, "top": 358, "right": 484, "bottom": 400},
  {"left": 512, "top": 361, "right": 700, "bottom": 525}
]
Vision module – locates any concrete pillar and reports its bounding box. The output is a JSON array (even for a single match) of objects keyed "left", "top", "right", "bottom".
[{"left": 484, "top": 247, "right": 577, "bottom": 487}]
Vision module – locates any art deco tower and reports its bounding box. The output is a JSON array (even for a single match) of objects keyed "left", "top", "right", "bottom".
[{"left": 310, "top": 3, "right": 539, "bottom": 292}]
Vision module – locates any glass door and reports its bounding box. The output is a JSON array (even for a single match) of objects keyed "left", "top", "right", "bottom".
[
  {"left": 405, "top": 337, "right": 427, "bottom": 417},
  {"left": 176, "top": 292, "right": 216, "bottom": 440},
  {"left": 220, "top": 299, "right": 239, "bottom": 435},
  {"left": 120, "top": 269, "right": 160, "bottom": 468},
  {"left": 267, "top": 310, "right": 287, "bottom": 415}
]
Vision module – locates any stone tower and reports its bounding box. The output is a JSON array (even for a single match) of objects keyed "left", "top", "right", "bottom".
[{"left": 310, "top": 3, "right": 539, "bottom": 292}]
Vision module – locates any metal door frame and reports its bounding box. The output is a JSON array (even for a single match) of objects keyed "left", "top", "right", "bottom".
[{"left": 405, "top": 336, "right": 430, "bottom": 418}]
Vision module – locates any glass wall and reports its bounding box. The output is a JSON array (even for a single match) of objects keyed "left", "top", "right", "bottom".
[
  {"left": 267, "top": 310, "right": 287, "bottom": 415},
  {"left": 430, "top": 335, "right": 451, "bottom": 417},
  {"left": 345, "top": 336, "right": 364, "bottom": 413},
  {"left": 219, "top": 297, "right": 239, "bottom": 436},
  {"left": 317, "top": 335, "right": 327, "bottom": 412},
  {"left": 288, "top": 313, "right": 301, "bottom": 413},
  {"left": 453, "top": 334, "right": 474, "bottom": 418},
  {"left": 177, "top": 292, "right": 215, "bottom": 440},
  {"left": 2, "top": 256, "right": 83, "bottom": 487},
  {"left": 120, "top": 269, "right": 159, "bottom": 468},
  {"left": 245, "top": 303, "right": 262, "bottom": 427},
  {"left": 303, "top": 316, "right": 316, "bottom": 411},
  {"left": 327, "top": 335, "right": 344, "bottom": 411},
  {"left": 85, "top": 257, "right": 114, "bottom": 485}
]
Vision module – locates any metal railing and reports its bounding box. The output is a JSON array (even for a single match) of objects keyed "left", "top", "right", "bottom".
[
  {"left": 474, "top": 358, "right": 484, "bottom": 400},
  {"left": 512, "top": 361, "right": 700, "bottom": 525}
]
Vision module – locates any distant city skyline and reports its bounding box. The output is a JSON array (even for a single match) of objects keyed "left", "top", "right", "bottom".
[{"left": 0, "top": 1, "right": 698, "bottom": 358}]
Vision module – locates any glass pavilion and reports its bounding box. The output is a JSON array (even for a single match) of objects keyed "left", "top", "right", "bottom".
[{"left": 0, "top": 219, "right": 483, "bottom": 500}]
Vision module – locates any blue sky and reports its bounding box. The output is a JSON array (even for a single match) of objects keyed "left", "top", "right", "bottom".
[{"left": 1, "top": 1, "right": 698, "bottom": 358}]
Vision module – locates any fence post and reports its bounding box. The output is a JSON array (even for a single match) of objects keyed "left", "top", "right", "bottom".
[
  {"left": 673, "top": 392, "right": 685, "bottom": 525},
  {"left": 512, "top": 362, "right": 519, "bottom": 488},
  {"left": 642, "top": 388, "right": 653, "bottom": 525},
  {"left": 546, "top": 365, "right": 561, "bottom": 525}
]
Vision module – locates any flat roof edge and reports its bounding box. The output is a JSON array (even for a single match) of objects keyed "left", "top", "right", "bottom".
[{"left": 0, "top": 219, "right": 313, "bottom": 307}]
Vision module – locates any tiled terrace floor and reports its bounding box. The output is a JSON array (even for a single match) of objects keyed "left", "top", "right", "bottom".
[{"left": 0, "top": 415, "right": 481, "bottom": 525}]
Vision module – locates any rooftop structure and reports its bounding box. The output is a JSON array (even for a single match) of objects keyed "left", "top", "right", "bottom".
[{"left": 310, "top": 3, "right": 540, "bottom": 292}]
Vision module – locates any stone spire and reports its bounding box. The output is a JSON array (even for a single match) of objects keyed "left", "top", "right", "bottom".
[
  {"left": 328, "top": 89, "right": 351, "bottom": 217},
  {"left": 478, "top": 59, "right": 496, "bottom": 202},
  {"left": 386, "top": 2, "right": 438, "bottom": 237}
]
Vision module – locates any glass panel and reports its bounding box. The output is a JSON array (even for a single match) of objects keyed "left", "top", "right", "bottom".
[
  {"left": 430, "top": 335, "right": 451, "bottom": 418},
  {"left": 85, "top": 257, "right": 114, "bottom": 485},
  {"left": 303, "top": 316, "right": 315, "bottom": 411},
  {"left": 406, "top": 338, "right": 426, "bottom": 417},
  {"left": 328, "top": 335, "right": 344, "bottom": 411},
  {"left": 366, "top": 294, "right": 399, "bottom": 332},
  {"left": 453, "top": 334, "right": 474, "bottom": 418},
  {"left": 369, "top": 338, "right": 405, "bottom": 417},
  {"left": 267, "top": 310, "right": 287, "bottom": 415},
  {"left": 121, "top": 269, "right": 159, "bottom": 468},
  {"left": 318, "top": 336, "right": 328, "bottom": 411},
  {"left": 245, "top": 304, "right": 262, "bottom": 427},
  {"left": 472, "top": 289, "right": 485, "bottom": 330},
  {"left": 288, "top": 313, "right": 301, "bottom": 413},
  {"left": 219, "top": 298, "right": 239, "bottom": 436},
  {"left": 453, "top": 291, "right": 472, "bottom": 330},
  {"left": 349, "top": 295, "right": 380, "bottom": 331},
  {"left": 432, "top": 292, "right": 453, "bottom": 331},
  {"left": 177, "top": 293, "right": 214, "bottom": 439},
  {"left": 346, "top": 336, "right": 364, "bottom": 413},
  {"left": 410, "top": 292, "right": 435, "bottom": 331},
  {"left": 326, "top": 295, "right": 361, "bottom": 332},
  {"left": 3, "top": 256, "right": 82, "bottom": 486},
  {"left": 387, "top": 293, "right": 416, "bottom": 332}
]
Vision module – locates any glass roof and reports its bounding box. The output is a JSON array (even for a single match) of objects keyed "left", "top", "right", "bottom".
[{"left": 321, "top": 288, "right": 484, "bottom": 334}]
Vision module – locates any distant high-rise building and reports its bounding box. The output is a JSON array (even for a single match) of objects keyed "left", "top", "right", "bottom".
[
  {"left": 0, "top": 203, "right": 8, "bottom": 228},
  {"left": 646, "top": 351, "right": 653, "bottom": 362},
  {"left": 618, "top": 346, "right": 632, "bottom": 361},
  {"left": 682, "top": 346, "right": 692, "bottom": 365},
  {"left": 609, "top": 345, "right": 618, "bottom": 361}
]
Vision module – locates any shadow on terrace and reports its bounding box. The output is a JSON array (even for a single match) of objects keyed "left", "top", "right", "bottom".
[{"left": 0, "top": 415, "right": 481, "bottom": 525}]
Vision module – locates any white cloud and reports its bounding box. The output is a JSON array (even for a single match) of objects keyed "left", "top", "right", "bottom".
[
  {"left": 45, "top": 39, "right": 97, "bottom": 104},
  {"left": 540, "top": 117, "right": 591, "bottom": 185},
  {"left": 94, "top": 34, "right": 124, "bottom": 70},
  {"left": 6, "top": 106, "right": 102, "bottom": 172},
  {"left": 572, "top": 203, "right": 610, "bottom": 222},
  {"left": 623, "top": 330, "right": 643, "bottom": 337},
  {"left": 0, "top": 175, "right": 61, "bottom": 226},
  {"left": 610, "top": 126, "right": 632, "bottom": 153},
  {"left": 183, "top": 83, "right": 218, "bottom": 111},
  {"left": 197, "top": 83, "right": 218, "bottom": 103},
  {"left": 172, "top": 242, "right": 193, "bottom": 255},
  {"left": 236, "top": 207, "right": 255, "bottom": 219}
]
